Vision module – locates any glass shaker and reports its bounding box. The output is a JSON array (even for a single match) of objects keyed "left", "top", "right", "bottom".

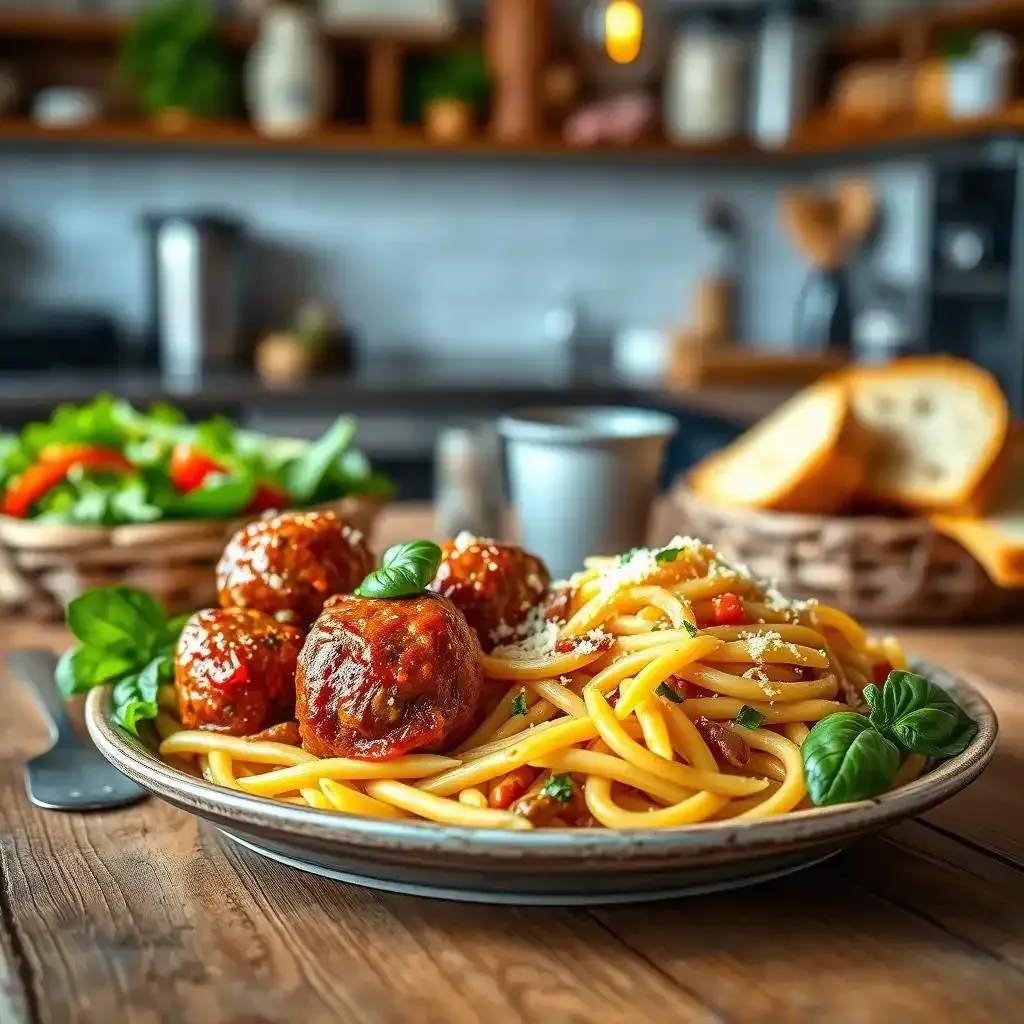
[{"left": 434, "top": 426, "right": 505, "bottom": 541}]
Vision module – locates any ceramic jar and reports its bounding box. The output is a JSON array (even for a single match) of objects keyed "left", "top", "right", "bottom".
[{"left": 247, "top": 4, "right": 332, "bottom": 138}]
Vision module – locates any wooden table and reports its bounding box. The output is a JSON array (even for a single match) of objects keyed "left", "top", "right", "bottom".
[{"left": 3, "top": 505, "right": 1024, "bottom": 1024}]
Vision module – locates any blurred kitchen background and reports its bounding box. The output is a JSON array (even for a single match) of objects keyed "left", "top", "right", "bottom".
[{"left": 1, "top": 0, "right": 1023, "bottom": 499}]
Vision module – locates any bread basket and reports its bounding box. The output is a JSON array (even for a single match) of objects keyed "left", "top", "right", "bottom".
[
  {"left": 0, "top": 493, "right": 386, "bottom": 622},
  {"left": 674, "top": 487, "right": 1023, "bottom": 624}
]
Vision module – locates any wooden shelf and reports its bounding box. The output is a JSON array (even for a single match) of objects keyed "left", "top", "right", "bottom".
[
  {"left": 0, "top": 118, "right": 763, "bottom": 160},
  {"left": 1, "top": 107, "right": 1021, "bottom": 162}
]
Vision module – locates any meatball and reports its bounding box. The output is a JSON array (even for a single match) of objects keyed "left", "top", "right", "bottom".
[
  {"left": 217, "top": 509, "right": 374, "bottom": 627},
  {"left": 428, "top": 534, "right": 550, "bottom": 651},
  {"left": 174, "top": 607, "right": 304, "bottom": 735},
  {"left": 296, "top": 592, "right": 483, "bottom": 760}
]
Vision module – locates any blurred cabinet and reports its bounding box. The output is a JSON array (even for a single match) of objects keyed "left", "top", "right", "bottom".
[{"left": 923, "top": 145, "right": 1024, "bottom": 417}]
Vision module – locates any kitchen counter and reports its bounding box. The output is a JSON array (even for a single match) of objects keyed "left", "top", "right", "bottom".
[{"left": 0, "top": 370, "right": 795, "bottom": 428}]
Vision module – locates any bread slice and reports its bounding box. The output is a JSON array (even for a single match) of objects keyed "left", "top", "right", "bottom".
[
  {"left": 842, "top": 356, "right": 1009, "bottom": 515},
  {"left": 931, "top": 429, "right": 1024, "bottom": 587},
  {"left": 688, "top": 379, "right": 871, "bottom": 515}
]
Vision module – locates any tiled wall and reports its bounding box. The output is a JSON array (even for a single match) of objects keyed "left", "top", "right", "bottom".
[{"left": 0, "top": 149, "right": 932, "bottom": 364}]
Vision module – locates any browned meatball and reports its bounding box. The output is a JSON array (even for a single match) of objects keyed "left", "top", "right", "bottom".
[
  {"left": 296, "top": 592, "right": 483, "bottom": 761},
  {"left": 217, "top": 509, "right": 374, "bottom": 627},
  {"left": 428, "top": 534, "right": 550, "bottom": 651},
  {"left": 174, "top": 607, "right": 304, "bottom": 735}
]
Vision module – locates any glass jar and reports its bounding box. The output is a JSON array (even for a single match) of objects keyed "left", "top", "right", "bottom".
[{"left": 664, "top": 7, "right": 748, "bottom": 144}]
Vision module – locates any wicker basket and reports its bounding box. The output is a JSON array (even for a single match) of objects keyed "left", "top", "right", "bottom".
[
  {"left": 0, "top": 494, "right": 386, "bottom": 622},
  {"left": 674, "top": 487, "right": 1024, "bottom": 624}
]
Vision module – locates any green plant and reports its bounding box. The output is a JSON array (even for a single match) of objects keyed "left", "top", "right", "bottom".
[
  {"left": 119, "top": 0, "right": 232, "bottom": 118},
  {"left": 939, "top": 28, "right": 978, "bottom": 61},
  {"left": 420, "top": 48, "right": 491, "bottom": 110}
]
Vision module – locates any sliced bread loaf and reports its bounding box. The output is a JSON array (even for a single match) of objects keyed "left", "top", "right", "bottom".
[
  {"left": 688, "top": 379, "right": 870, "bottom": 515},
  {"left": 931, "top": 429, "right": 1024, "bottom": 587},
  {"left": 842, "top": 356, "right": 1009, "bottom": 515}
]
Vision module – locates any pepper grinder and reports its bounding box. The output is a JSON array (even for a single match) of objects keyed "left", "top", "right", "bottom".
[{"left": 434, "top": 426, "right": 505, "bottom": 541}]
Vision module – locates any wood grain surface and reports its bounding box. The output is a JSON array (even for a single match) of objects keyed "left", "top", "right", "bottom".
[{"left": 2, "top": 505, "right": 1024, "bottom": 1024}]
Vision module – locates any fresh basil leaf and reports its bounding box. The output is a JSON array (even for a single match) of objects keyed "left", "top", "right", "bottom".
[
  {"left": 655, "top": 681, "right": 684, "bottom": 703},
  {"left": 510, "top": 690, "right": 528, "bottom": 716},
  {"left": 66, "top": 586, "right": 167, "bottom": 655},
  {"left": 166, "top": 472, "right": 254, "bottom": 519},
  {"left": 540, "top": 773, "right": 574, "bottom": 803},
  {"left": 163, "top": 612, "right": 193, "bottom": 647},
  {"left": 355, "top": 539, "right": 443, "bottom": 599},
  {"left": 55, "top": 645, "right": 137, "bottom": 697},
  {"left": 683, "top": 621, "right": 698, "bottom": 638},
  {"left": 113, "top": 696, "right": 159, "bottom": 735},
  {"left": 802, "top": 712, "right": 900, "bottom": 807},
  {"left": 137, "top": 655, "right": 173, "bottom": 702},
  {"left": 112, "top": 672, "right": 142, "bottom": 709},
  {"left": 865, "top": 671, "right": 978, "bottom": 758},
  {"left": 283, "top": 417, "right": 356, "bottom": 504},
  {"left": 656, "top": 547, "right": 682, "bottom": 564},
  {"left": 736, "top": 705, "right": 766, "bottom": 730}
]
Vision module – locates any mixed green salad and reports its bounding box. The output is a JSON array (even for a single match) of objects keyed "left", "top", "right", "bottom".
[{"left": 0, "top": 395, "right": 393, "bottom": 525}]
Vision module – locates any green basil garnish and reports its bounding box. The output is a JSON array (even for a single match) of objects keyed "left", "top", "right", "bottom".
[
  {"left": 60, "top": 586, "right": 192, "bottom": 735},
  {"left": 540, "top": 773, "right": 574, "bottom": 803},
  {"left": 736, "top": 705, "right": 766, "bottom": 730},
  {"left": 655, "top": 682, "right": 684, "bottom": 703},
  {"left": 802, "top": 712, "right": 900, "bottom": 807},
  {"left": 355, "top": 540, "right": 443, "bottom": 599},
  {"left": 510, "top": 690, "right": 529, "bottom": 716},
  {"left": 864, "top": 670, "right": 978, "bottom": 758},
  {"left": 655, "top": 547, "right": 682, "bottom": 563},
  {"left": 683, "top": 620, "right": 698, "bottom": 638}
]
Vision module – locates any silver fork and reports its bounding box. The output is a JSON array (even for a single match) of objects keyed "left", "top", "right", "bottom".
[{"left": 9, "top": 649, "right": 147, "bottom": 812}]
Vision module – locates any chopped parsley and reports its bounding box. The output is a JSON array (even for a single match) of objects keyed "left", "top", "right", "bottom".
[
  {"left": 655, "top": 682, "right": 685, "bottom": 704},
  {"left": 736, "top": 705, "right": 766, "bottom": 730},
  {"left": 655, "top": 547, "right": 682, "bottom": 564},
  {"left": 682, "top": 620, "right": 698, "bottom": 638},
  {"left": 540, "top": 773, "right": 574, "bottom": 803},
  {"left": 618, "top": 548, "right": 640, "bottom": 565},
  {"left": 510, "top": 689, "right": 528, "bottom": 716}
]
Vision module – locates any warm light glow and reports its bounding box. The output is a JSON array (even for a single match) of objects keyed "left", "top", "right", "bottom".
[{"left": 604, "top": 0, "right": 643, "bottom": 65}]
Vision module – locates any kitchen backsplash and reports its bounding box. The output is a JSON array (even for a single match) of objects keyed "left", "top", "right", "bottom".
[{"left": 0, "top": 150, "right": 931, "bottom": 363}]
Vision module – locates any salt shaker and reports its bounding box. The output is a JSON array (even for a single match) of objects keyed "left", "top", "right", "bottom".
[{"left": 434, "top": 427, "right": 505, "bottom": 541}]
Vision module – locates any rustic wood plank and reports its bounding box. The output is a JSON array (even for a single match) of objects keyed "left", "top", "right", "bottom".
[{"left": 592, "top": 841, "right": 1024, "bottom": 1024}]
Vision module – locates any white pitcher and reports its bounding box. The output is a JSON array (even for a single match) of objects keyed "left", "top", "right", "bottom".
[{"left": 247, "top": 4, "right": 331, "bottom": 138}]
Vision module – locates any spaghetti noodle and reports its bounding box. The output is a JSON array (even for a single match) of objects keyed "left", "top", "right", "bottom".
[{"left": 157, "top": 536, "right": 919, "bottom": 831}]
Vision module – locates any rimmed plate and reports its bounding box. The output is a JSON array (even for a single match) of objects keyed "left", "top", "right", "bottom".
[{"left": 84, "top": 659, "right": 998, "bottom": 905}]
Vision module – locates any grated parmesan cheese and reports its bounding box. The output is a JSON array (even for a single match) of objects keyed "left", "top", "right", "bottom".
[{"left": 740, "top": 629, "right": 783, "bottom": 662}]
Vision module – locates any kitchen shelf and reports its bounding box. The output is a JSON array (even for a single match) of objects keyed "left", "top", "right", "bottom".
[
  {"left": 2, "top": 107, "right": 1023, "bottom": 162},
  {"left": 0, "top": 118, "right": 763, "bottom": 160}
]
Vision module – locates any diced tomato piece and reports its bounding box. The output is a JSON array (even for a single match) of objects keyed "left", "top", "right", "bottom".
[
  {"left": 1, "top": 445, "right": 133, "bottom": 518},
  {"left": 169, "top": 443, "right": 226, "bottom": 494},
  {"left": 489, "top": 766, "right": 540, "bottom": 809},
  {"left": 711, "top": 593, "right": 745, "bottom": 626},
  {"left": 245, "top": 482, "right": 289, "bottom": 515},
  {"left": 209, "top": 656, "right": 250, "bottom": 688},
  {"left": 872, "top": 661, "right": 893, "bottom": 686}
]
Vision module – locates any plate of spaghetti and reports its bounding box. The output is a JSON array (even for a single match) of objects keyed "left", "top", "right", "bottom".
[{"left": 77, "top": 510, "right": 996, "bottom": 904}]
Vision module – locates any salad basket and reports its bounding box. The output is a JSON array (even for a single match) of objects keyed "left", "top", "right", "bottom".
[{"left": 0, "top": 398, "right": 391, "bottom": 620}]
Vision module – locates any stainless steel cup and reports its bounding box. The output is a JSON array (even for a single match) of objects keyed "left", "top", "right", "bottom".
[{"left": 498, "top": 407, "right": 678, "bottom": 580}]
